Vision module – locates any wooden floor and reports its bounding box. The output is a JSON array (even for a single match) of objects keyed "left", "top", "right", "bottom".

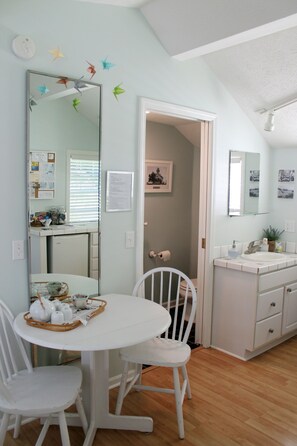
[{"left": 5, "top": 336, "right": 297, "bottom": 445}]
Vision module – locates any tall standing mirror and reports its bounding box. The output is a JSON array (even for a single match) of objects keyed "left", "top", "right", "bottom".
[
  {"left": 228, "top": 150, "right": 260, "bottom": 216},
  {"left": 27, "top": 71, "right": 101, "bottom": 363}
]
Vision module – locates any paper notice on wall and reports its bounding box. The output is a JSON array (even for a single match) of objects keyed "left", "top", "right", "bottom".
[{"left": 29, "top": 151, "right": 56, "bottom": 199}]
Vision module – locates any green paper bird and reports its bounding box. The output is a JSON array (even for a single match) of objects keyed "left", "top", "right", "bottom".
[
  {"left": 72, "top": 98, "right": 80, "bottom": 111},
  {"left": 113, "top": 83, "right": 125, "bottom": 101}
]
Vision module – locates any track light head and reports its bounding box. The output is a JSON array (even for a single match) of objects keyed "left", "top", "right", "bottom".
[{"left": 264, "top": 111, "right": 275, "bottom": 132}]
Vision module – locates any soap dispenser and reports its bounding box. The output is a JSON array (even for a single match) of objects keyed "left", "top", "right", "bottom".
[{"left": 228, "top": 240, "right": 239, "bottom": 259}]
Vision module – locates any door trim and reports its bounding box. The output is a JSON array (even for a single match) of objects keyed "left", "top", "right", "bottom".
[{"left": 136, "top": 97, "right": 216, "bottom": 347}]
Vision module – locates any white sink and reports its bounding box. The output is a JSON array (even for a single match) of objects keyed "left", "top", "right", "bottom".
[{"left": 241, "top": 252, "right": 285, "bottom": 262}]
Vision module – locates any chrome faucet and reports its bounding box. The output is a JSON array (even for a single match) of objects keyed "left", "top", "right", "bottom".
[{"left": 244, "top": 240, "right": 262, "bottom": 254}]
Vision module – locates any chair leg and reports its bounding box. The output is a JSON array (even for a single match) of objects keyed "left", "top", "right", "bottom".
[
  {"left": 182, "top": 365, "right": 192, "bottom": 399},
  {"left": 0, "top": 413, "right": 10, "bottom": 446},
  {"left": 135, "top": 363, "right": 142, "bottom": 386},
  {"left": 58, "top": 411, "right": 71, "bottom": 446},
  {"left": 76, "top": 394, "right": 88, "bottom": 435},
  {"left": 35, "top": 416, "right": 51, "bottom": 446},
  {"left": 115, "top": 361, "right": 130, "bottom": 415},
  {"left": 173, "top": 367, "right": 185, "bottom": 439},
  {"left": 13, "top": 414, "right": 22, "bottom": 438}
]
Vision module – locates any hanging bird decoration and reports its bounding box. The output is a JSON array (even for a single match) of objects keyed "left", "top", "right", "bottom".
[
  {"left": 49, "top": 47, "right": 64, "bottom": 61},
  {"left": 74, "top": 76, "right": 87, "bottom": 94},
  {"left": 101, "top": 56, "right": 115, "bottom": 70},
  {"left": 86, "top": 61, "right": 96, "bottom": 79},
  {"left": 72, "top": 98, "right": 80, "bottom": 112},
  {"left": 57, "top": 77, "right": 69, "bottom": 88},
  {"left": 29, "top": 96, "right": 37, "bottom": 112},
  {"left": 37, "top": 84, "right": 49, "bottom": 95},
  {"left": 113, "top": 83, "right": 125, "bottom": 101}
]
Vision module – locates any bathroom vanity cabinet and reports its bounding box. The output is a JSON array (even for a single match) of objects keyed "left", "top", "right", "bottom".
[{"left": 212, "top": 258, "right": 297, "bottom": 360}]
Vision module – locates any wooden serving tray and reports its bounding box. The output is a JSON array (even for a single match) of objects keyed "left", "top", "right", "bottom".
[{"left": 24, "top": 298, "right": 107, "bottom": 331}]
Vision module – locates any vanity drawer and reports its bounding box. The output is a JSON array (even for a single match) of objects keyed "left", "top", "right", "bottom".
[
  {"left": 254, "top": 313, "right": 282, "bottom": 349},
  {"left": 256, "top": 288, "right": 283, "bottom": 321}
]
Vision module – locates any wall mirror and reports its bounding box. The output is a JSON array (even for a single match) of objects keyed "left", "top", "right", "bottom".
[
  {"left": 228, "top": 150, "right": 260, "bottom": 216},
  {"left": 27, "top": 70, "right": 101, "bottom": 302}
]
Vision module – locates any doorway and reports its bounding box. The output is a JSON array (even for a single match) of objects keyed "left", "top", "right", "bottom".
[{"left": 136, "top": 98, "right": 216, "bottom": 347}]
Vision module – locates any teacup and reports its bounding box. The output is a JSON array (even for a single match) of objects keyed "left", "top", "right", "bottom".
[{"left": 72, "top": 294, "right": 88, "bottom": 310}]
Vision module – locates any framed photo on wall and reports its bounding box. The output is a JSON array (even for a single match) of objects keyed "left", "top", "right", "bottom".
[{"left": 145, "top": 160, "right": 173, "bottom": 193}]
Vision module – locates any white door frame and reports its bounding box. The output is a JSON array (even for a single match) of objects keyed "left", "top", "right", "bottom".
[{"left": 136, "top": 97, "right": 216, "bottom": 347}]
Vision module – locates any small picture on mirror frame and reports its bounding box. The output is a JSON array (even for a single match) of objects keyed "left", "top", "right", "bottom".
[
  {"left": 278, "top": 187, "right": 294, "bottom": 199},
  {"left": 249, "top": 187, "right": 259, "bottom": 198},
  {"left": 249, "top": 170, "right": 260, "bottom": 182},
  {"left": 278, "top": 169, "right": 295, "bottom": 182},
  {"left": 145, "top": 160, "right": 173, "bottom": 193}
]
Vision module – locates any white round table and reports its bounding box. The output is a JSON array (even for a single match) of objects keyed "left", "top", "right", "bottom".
[{"left": 14, "top": 293, "right": 171, "bottom": 446}]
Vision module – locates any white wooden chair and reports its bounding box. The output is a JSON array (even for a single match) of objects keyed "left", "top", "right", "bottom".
[
  {"left": 0, "top": 300, "right": 88, "bottom": 446},
  {"left": 115, "top": 267, "right": 197, "bottom": 439}
]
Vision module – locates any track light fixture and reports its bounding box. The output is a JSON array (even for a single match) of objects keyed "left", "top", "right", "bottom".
[
  {"left": 258, "top": 95, "right": 297, "bottom": 132},
  {"left": 264, "top": 111, "right": 275, "bottom": 132}
]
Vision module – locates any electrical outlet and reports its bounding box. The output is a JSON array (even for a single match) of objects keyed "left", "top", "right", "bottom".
[
  {"left": 12, "top": 240, "right": 24, "bottom": 260},
  {"left": 125, "top": 231, "right": 135, "bottom": 248},
  {"left": 285, "top": 220, "right": 295, "bottom": 233}
]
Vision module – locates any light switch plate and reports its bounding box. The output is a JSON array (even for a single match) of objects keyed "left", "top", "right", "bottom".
[
  {"left": 125, "top": 231, "right": 135, "bottom": 248},
  {"left": 12, "top": 240, "right": 24, "bottom": 260}
]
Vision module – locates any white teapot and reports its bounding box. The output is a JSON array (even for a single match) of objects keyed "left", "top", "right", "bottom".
[{"left": 29, "top": 296, "right": 54, "bottom": 322}]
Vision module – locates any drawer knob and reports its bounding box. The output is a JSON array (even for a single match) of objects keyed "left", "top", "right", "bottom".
[
  {"left": 270, "top": 302, "right": 276, "bottom": 307},
  {"left": 268, "top": 328, "right": 274, "bottom": 334},
  {"left": 287, "top": 288, "right": 292, "bottom": 293}
]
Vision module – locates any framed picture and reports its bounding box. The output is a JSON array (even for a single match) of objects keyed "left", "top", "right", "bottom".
[{"left": 145, "top": 160, "right": 173, "bottom": 193}]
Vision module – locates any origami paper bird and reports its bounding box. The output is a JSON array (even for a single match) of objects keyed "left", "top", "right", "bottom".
[
  {"left": 29, "top": 96, "right": 37, "bottom": 112},
  {"left": 113, "top": 83, "right": 125, "bottom": 101},
  {"left": 101, "top": 57, "right": 115, "bottom": 70},
  {"left": 74, "top": 77, "right": 88, "bottom": 94},
  {"left": 57, "top": 77, "right": 69, "bottom": 88},
  {"left": 72, "top": 98, "right": 80, "bottom": 111},
  {"left": 86, "top": 61, "right": 96, "bottom": 79},
  {"left": 37, "top": 84, "right": 49, "bottom": 95},
  {"left": 49, "top": 47, "right": 64, "bottom": 61}
]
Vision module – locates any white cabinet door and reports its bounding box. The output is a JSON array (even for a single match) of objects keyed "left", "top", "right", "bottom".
[{"left": 282, "top": 282, "right": 297, "bottom": 335}]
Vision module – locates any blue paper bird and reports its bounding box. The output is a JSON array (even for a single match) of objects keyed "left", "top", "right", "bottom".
[
  {"left": 37, "top": 84, "right": 49, "bottom": 95},
  {"left": 101, "top": 57, "right": 115, "bottom": 70}
]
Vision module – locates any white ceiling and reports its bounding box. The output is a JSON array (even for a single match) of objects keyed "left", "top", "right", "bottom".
[{"left": 75, "top": 0, "right": 297, "bottom": 149}]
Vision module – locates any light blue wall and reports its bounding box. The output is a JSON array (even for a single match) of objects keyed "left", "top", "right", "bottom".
[{"left": 0, "top": 0, "right": 272, "bottom": 315}]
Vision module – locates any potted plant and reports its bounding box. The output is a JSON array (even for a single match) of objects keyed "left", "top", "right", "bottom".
[{"left": 262, "top": 225, "right": 284, "bottom": 252}]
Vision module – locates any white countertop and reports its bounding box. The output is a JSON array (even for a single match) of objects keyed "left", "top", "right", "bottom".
[
  {"left": 214, "top": 252, "right": 297, "bottom": 274},
  {"left": 30, "top": 223, "right": 98, "bottom": 237}
]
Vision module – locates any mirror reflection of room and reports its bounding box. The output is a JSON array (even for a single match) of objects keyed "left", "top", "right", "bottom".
[
  {"left": 228, "top": 150, "right": 260, "bottom": 216},
  {"left": 28, "top": 71, "right": 101, "bottom": 281}
]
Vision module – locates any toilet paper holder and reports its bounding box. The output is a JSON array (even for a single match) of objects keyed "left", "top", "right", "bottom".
[{"left": 148, "top": 250, "right": 171, "bottom": 261}]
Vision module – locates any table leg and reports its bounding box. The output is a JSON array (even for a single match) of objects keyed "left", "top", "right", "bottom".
[{"left": 81, "top": 350, "right": 153, "bottom": 446}]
